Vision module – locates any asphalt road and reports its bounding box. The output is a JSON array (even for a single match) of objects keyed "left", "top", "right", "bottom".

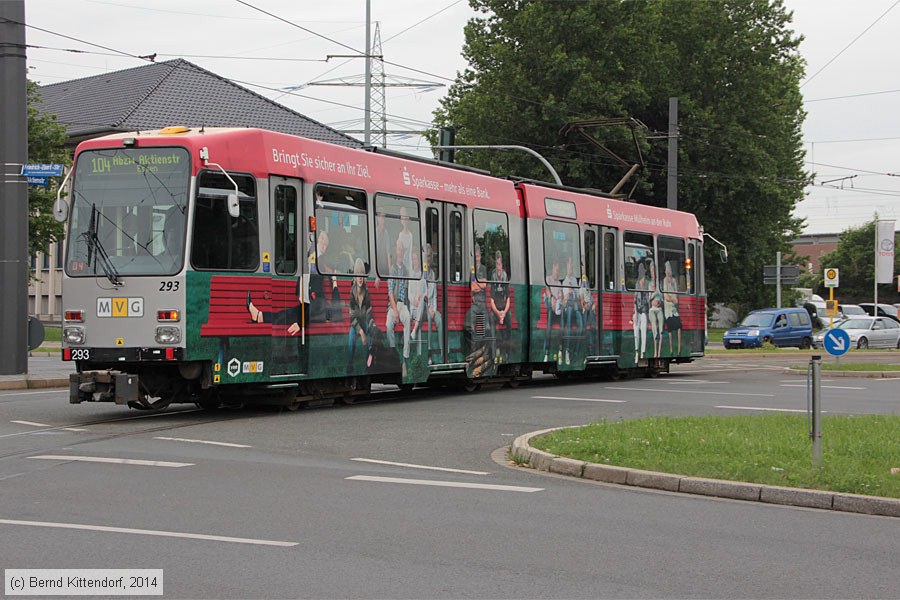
[{"left": 2, "top": 353, "right": 899, "bottom": 598}]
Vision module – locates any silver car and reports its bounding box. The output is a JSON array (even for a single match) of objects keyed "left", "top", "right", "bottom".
[{"left": 815, "top": 316, "right": 900, "bottom": 350}]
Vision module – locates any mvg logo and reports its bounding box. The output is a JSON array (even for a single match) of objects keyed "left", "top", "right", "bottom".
[{"left": 97, "top": 297, "right": 144, "bottom": 318}]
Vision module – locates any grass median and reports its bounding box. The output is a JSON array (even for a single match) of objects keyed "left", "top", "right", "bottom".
[{"left": 530, "top": 415, "right": 900, "bottom": 499}]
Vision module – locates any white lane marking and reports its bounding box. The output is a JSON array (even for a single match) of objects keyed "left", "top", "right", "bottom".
[
  {"left": 28, "top": 455, "right": 193, "bottom": 468},
  {"left": 715, "top": 405, "right": 828, "bottom": 414},
  {"left": 350, "top": 458, "right": 488, "bottom": 475},
  {"left": 664, "top": 380, "right": 728, "bottom": 385},
  {"left": 532, "top": 395, "right": 626, "bottom": 404},
  {"left": 605, "top": 386, "right": 775, "bottom": 397},
  {"left": 0, "top": 518, "right": 297, "bottom": 547},
  {"left": 675, "top": 367, "right": 781, "bottom": 374},
  {"left": 346, "top": 475, "right": 543, "bottom": 493},
  {"left": 154, "top": 436, "right": 251, "bottom": 448},
  {"left": 0, "top": 408, "right": 203, "bottom": 440},
  {"left": 11, "top": 420, "right": 51, "bottom": 427},
  {"left": 780, "top": 384, "right": 866, "bottom": 390},
  {"left": 0, "top": 390, "right": 62, "bottom": 397},
  {"left": 11, "top": 421, "right": 85, "bottom": 433}
]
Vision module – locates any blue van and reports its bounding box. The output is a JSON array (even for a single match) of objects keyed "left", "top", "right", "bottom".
[{"left": 723, "top": 307, "right": 813, "bottom": 349}]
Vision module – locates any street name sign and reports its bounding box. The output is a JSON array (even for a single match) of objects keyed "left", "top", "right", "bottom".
[{"left": 21, "top": 163, "right": 64, "bottom": 177}]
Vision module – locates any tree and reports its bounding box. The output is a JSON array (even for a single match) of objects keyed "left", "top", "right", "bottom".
[
  {"left": 816, "top": 220, "right": 900, "bottom": 302},
  {"left": 27, "top": 79, "right": 69, "bottom": 259},
  {"left": 432, "top": 0, "right": 808, "bottom": 307}
]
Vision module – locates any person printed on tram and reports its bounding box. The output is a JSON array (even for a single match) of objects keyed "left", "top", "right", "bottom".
[
  {"left": 407, "top": 250, "right": 427, "bottom": 353},
  {"left": 579, "top": 265, "right": 596, "bottom": 355},
  {"left": 632, "top": 259, "right": 650, "bottom": 362},
  {"left": 397, "top": 206, "right": 413, "bottom": 272},
  {"left": 347, "top": 257, "right": 375, "bottom": 373},
  {"left": 386, "top": 238, "right": 411, "bottom": 376},
  {"left": 647, "top": 259, "right": 665, "bottom": 357},
  {"left": 490, "top": 250, "right": 510, "bottom": 360},
  {"left": 246, "top": 231, "right": 339, "bottom": 330},
  {"left": 541, "top": 256, "right": 563, "bottom": 363},
  {"left": 307, "top": 230, "right": 341, "bottom": 322},
  {"left": 423, "top": 243, "right": 443, "bottom": 363},
  {"left": 561, "top": 254, "right": 581, "bottom": 365},
  {"left": 662, "top": 259, "right": 683, "bottom": 356}
]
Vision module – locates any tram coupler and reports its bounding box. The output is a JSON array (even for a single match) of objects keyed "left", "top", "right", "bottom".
[{"left": 69, "top": 371, "right": 139, "bottom": 405}]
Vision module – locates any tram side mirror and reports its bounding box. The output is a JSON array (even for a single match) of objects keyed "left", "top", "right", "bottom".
[
  {"left": 227, "top": 193, "right": 240, "bottom": 218},
  {"left": 53, "top": 198, "right": 69, "bottom": 222},
  {"left": 719, "top": 249, "right": 728, "bottom": 263}
]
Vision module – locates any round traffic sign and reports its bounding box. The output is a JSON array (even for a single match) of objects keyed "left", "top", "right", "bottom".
[
  {"left": 825, "top": 268, "right": 837, "bottom": 280},
  {"left": 822, "top": 328, "right": 850, "bottom": 357}
]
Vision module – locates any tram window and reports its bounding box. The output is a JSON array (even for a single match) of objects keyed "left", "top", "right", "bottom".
[
  {"left": 543, "top": 220, "right": 581, "bottom": 286},
  {"left": 624, "top": 231, "right": 654, "bottom": 291},
  {"left": 603, "top": 231, "right": 617, "bottom": 291},
  {"left": 473, "top": 209, "right": 510, "bottom": 282},
  {"left": 584, "top": 230, "right": 597, "bottom": 289},
  {"left": 657, "top": 235, "right": 686, "bottom": 293},
  {"left": 374, "top": 194, "right": 421, "bottom": 279},
  {"left": 449, "top": 210, "right": 463, "bottom": 282},
  {"left": 274, "top": 185, "right": 297, "bottom": 275},
  {"left": 425, "top": 207, "right": 440, "bottom": 280},
  {"left": 191, "top": 171, "right": 259, "bottom": 271},
  {"left": 314, "top": 185, "right": 369, "bottom": 276}
]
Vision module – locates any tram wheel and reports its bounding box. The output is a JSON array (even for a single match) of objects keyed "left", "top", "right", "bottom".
[{"left": 463, "top": 380, "right": 480, "bottom": 393}]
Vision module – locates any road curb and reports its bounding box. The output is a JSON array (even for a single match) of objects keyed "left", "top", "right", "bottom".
[
  {"left": 0, "top": 377, "right": 69, "bottom": 391},
  {"left": 510, "top": 428, "right": 900, "bottom": 518}
]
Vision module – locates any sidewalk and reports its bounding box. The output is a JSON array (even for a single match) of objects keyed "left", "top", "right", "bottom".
[{"left": 0, "top": 344, "right": 73, "bottom": 391}]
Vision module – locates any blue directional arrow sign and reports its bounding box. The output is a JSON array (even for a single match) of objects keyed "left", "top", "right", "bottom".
[{"left": 822, "top": 328, "right": 851, "bottom": 357}]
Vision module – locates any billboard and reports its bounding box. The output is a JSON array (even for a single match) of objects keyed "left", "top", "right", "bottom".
[{"left": 875, "top": 220, "right": 895, "bottom": 284}]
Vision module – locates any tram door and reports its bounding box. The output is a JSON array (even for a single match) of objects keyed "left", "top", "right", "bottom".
[
  {"left": 422, "top": 200, "right": 466, "bottom": 365},
  {"left": 269, "top": 176, "right": 306, "bottom": 376},
  {"left": 583, "top": 226, "right": 600, "bottom": 358},
  {"left": 599, "top": 225, "right": 619, "bottom": 357}
]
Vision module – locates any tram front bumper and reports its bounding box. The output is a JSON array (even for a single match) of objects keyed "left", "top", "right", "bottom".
[{"left": 69, "top": 371, "right": 139, "bottom": 405}]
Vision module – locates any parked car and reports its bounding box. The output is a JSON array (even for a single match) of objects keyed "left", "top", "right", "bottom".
[
  {"left": 723, "top": 307, "right": 813, "bottom": 349},
  {"left": 814, "top": 316, "right": 900, "bottom": 350},
  {"left": 826, "top": 303, "right": 867, "bottom": 325},
  {"left": 797, "top": 294, "right": 828, "bottom": 328},
  {"left": 858, "top": 303, "right": 900, "bottom": 323},
  {"left": 839, "top": 303, "right": 867, "bottom": 318}
]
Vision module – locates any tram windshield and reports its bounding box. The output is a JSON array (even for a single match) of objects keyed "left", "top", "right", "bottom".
[{"left": 66, "top": 147, "right": 190, "bottom": 278}]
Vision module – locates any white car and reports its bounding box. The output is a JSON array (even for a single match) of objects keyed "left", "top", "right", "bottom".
[{"left": 814, "top": 316, "right": 900, "bottom": 350}]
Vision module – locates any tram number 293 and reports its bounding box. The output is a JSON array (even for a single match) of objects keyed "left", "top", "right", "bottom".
[{"left": 69, "top": 348, "right": 91, "bottom": 361}]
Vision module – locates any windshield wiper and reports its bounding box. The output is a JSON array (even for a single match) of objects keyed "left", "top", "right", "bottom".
[{"left": 87, "top": 204, "right": 123, "bottom": 287}]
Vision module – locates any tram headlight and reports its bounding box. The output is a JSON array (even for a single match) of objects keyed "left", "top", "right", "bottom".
[
  {"left": 64, "top": 326, "right": 85, "bottom": 344},
  {"left": 155, "top": 326, "right": 182, "bottom": 345}
]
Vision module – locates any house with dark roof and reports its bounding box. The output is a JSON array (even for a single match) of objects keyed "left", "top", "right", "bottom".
[
  {"left": 30, "top": 59, "right": 362, "bottom": 323},
  {"left": 36, "top": 58, "right": 362, "bottom": 148}
]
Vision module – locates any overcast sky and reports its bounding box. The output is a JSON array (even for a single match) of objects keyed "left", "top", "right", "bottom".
[{"left": 22, "top": 0, "right": 900, "bottom": 236}]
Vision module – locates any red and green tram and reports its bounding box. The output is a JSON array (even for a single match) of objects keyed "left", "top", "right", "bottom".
[{"left": 59, "top": 126, "right": 706, "bottom": 410}]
